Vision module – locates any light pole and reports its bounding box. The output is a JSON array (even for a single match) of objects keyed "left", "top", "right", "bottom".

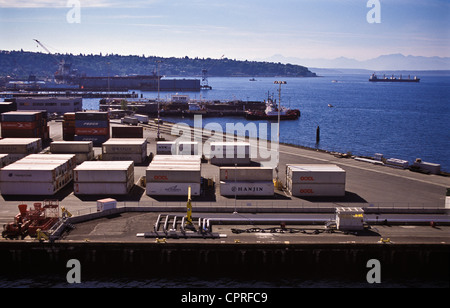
[
  {"left": 156, "top": 60, "right": 161, "bottom": 140},
  {"left": 233, "top": 163, "right": 238, "bottom": 214},
  {"left": 273, "top": 81, "right": 286, "bottom": 187}
]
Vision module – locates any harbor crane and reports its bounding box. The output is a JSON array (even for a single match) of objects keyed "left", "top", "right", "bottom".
[{"left": 33, "top": 39, "right": 79, "bottom": 84}]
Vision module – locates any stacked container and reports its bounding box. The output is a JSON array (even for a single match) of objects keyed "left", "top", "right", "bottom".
[
  {"left": 102, "top": 139, "right": 148, "bottom": 165},
  {"left": 1, "top": 111, "right": 49, "bottom": 140},
  {"left": 62, "top": 112, "right": 76, "bottom": 141},
  {"left": 209, "top": 142, "right": 251, "bottom": 165},
  {"left": 0, "top": 154, "right": 76, "bottom": 195},
  {"left": 74, "top": 112, "right": 110, "bottom": 146},
  {"left": 219, "top": 167, "right": 274, "bottom": 197},
  {"left": 0, "top": 138, "right": 42, "bottom": 162},
  {"left": 156, "top": 141, "right": 199, "bottom": 156},
  {"left": 146, "top": 155, "right": 201, "bottom": 196},
  {"left": 50, "top": 141, "right": 95, "bottom": 164},
  {"left": 73, "top": 161, "right": 135, "bottom": 195},
  {"left": 286, "top": 164, "right": 346, "bottom": 197}
]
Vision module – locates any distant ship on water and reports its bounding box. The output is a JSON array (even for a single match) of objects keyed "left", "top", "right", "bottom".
[
  {"left": 369, "top": 73, "right": 420, "bottom": 82},
  {"left": 245, "top": 98, "right": 300, "bottom": 120}
]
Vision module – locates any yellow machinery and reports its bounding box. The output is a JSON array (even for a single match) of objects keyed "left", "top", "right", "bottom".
[{"left": 185, "top": 186, "right": 196, "bottom": 231}]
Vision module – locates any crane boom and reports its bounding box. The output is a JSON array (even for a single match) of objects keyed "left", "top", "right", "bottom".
[{"left": 33, "top": 39, "right": 60, "bottom": 65}]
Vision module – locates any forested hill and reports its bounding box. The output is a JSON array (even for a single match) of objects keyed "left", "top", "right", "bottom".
[{"left": 0, "top": 50, "right": 317, "bottom": 79}]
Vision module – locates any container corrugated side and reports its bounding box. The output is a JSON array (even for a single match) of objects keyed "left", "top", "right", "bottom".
[
  {"left": 287, "top": 164, "right": 346, "bottom": 184},
  {"left": 74, "top": 178, "right": 134, "bottom": 195},
  {"left": 288, "top": 182, "right": 346, "bottom": 197},
  {"left": 102, "top": 153, "right": 146, "bottom": 164},
  {"left": 146, "top": 182, "right": 201, "bottom": 196},
  {"left": 220, "top": 167, "right": 273, "bottom": 181},
  {"left": 0, "top": 181, "right": 59, "bottom": 195},
  {"left": 74, "top": 161, "right": 134, "bottom": 183},
  {"left": 146, "top": 167, "right": 201, "bottom": 183},
  {"left": 220, "top": 181, "right": 274, "bottom": 197},
  {"left": 0, "top": 138, "right": 42, "bottom": 154},
  {"left": 102, "top": 139, "right": 147, "bottom": 154},
  {"left": 50, "top": 141, "right": 93, "bottom": 153},
  {"left": 210, "top": 157, "right": 251, "bottom": 166}
]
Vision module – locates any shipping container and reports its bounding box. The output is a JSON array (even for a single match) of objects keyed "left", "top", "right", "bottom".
[
  {"left": 146, "top": 166, "right": 201, "bottom": 183},
  {"left": 50, "top": 141, "right": 93, "bottom": 153},
  {"left": 287, "top": 182, "right": 346, "bottom": 197},
  {"left": 152, "top": 155, "right": 202, "bottom": 162},
  {"left": 74, "top": 161, "right": 134, "bottom": 183},
  {"left": 336, "top": 207, "right": 364, "bottom": 231},
  {"left": 0, "top": 181, "right": 59, "bottom": 195},
  {"left": 156, "top": 141, "right": 177, "bottom": 155},
  {"left": 1, "top": 122, "right": 37, "bottom": 130},
  {"left": 97, "top": 198, "right": 117, "bottom": 211},
  {"left": 102, "top": 139, "right": 147, "bottom": 154},
  {"left": 385, "top": 158, "right": 409, "bottom": 169},
  {"left": 121, "top": 116, "right": 139, "bottom": 126},
  {"left": 0, "top": 154, "right": 10, "bottom": 168},
  {"left": 102, "top": 153, "right": 146, "bottom": 164},
  {"left": 209, "top": 142, "right": 251, "bottom": 158},
  {"left": 146, "top": 182, "right": 201, "bottom": 196},
  {"left": 75, "top": 120, "right": 110, "bottom": 128},
  {"left": 286, "top": 164, "right": 346, "bottom": 184},
  {"left": 74, "top": 179, "right": 134, "bottom": 195},
  {"left": 219, "top": 167, "right": 273, "bottom": 182},
  {"left": 0, "top": 138, "right": 42, "bottom": 154},
  {"left": 75, "top": 127, "right": 109, "bottom": 136},
  {"left": 1, "top": 111, "right": 40, "bottom": 122},
  {"left": 178, "top": 141, "right": 199, "bottom": 156},
  {"left": 412, "top": 160, "right": 441, "bottom": 175},
  {"left": 220, "top": 181, "right": 274, "bottom": 197},
  {"left": 74, "top": 135, "right": 109, "bottom": 145},
  {"left": 111, "top": 126, "right": 143, "bottom": 138}
]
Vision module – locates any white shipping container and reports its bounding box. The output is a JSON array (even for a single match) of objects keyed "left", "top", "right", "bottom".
[
  {"left": 288, "top": 182, "right": 346, "bottom": 197},
  {"left": 0, "top": 138, "right": 42, "bottom": 154},
  {"left": 146, "top": 182, "right": 201, "bottom": 196},
  {"left": 220, "top": 181, "right": 274, "bottom": 197},
  {"left": 156, "top": 142, "right": 177, "bottom": 155},
  {"left": 102, "top": 153, "right": 146, "bottom": 164},
  {"left": 287, "top": 164, "right": 346, "bottom": 184},
  {"left": 178, "top": 142, "right": 199, "bottom": 155},
  {"left": 74, "top": 180, "right": 134, "bottom": 195},
  {"left": 385, "top": 158, "right": 409, "bottom": 169},
  {"left": 50, "top": 141, "right": 93, "bottom": 153},
  {"left": 336, "top": 207, "right": 364, "bottom": 231},
  {"left": 210, "top": 142, "right": 250, "bottom": 159},
  {"left": 97, "top": 198, "right": 118, "bottom": 211},
  {"left": 220, "top": 167, "right": 273, "bottom": 182},
  {"left": 74, "top": 161, "right": 134, "bottom": 183},
  {"left": 102, "top": 139, "right": 147, "bottom": 154},
  {"left": 146, "top": 166, "right": 201, "bottom": 183},
  {"left": 152, "top": 155, "right": 202, "bottom": 162},
  {"left": 1, "top": 164, "right": 66, "bottom": 182},
  {"left": 0, "top": 181, "right": 59, "bottom": 195}
]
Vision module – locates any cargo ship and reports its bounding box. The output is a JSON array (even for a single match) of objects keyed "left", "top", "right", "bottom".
[
  {"left": 245, "top": 98, "right": 300, "bottom": 120},
  {"left": 369, "top": 73, "right": 420, "bottom": 82}
]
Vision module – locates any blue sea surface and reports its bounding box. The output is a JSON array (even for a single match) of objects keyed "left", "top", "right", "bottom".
[{"left": 84, "top": 75, "right": 450, "bottom": 171}]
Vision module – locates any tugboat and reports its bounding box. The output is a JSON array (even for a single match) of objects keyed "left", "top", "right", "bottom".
[{"left": 245, "top": 98, "right": 300, "bottom": 120}]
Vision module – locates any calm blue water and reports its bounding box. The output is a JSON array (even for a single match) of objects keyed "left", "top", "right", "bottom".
[{"left": 84, "top": 75, "right": 450, "bottom": 171}]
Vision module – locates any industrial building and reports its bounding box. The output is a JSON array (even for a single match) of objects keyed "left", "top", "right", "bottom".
[{"left": 15, "top": 97, "right": 82, "bottom": 114}]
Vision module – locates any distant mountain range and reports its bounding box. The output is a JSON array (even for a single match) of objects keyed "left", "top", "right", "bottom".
[{"left": 261, "top": 54, "right": 450, "bottom": 71}]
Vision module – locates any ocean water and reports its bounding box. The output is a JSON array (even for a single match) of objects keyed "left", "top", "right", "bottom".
[{"left": 84, "top": 74, "right": 450, "bottom": 171}]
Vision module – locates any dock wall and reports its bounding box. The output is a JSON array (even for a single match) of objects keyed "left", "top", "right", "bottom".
[{"left": 0, "top": 241, "right": 448, "bottom": 281}]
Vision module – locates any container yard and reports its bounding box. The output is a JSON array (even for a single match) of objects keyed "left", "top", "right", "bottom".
[
  {"left": 0, "top": 154, "right": 76, "bottom": 195},
  {"left": 286, "top": 164, "right": 346, "bottom": 197},
  {"left": 102, "top": 139, "right": 148, "bottom": 164},
  {"left": 73, "top": 160, "right": 134, "bottom": 195}
]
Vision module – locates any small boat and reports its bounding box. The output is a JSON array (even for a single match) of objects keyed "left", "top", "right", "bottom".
[
  {"left": 245, "top": 98, "right": 300, "bottom": 120},
  {"left": 328, "top": 104, "right": 334, "bottom": 108},
  {"left": 249, "top": 78, "right": 257, "bottom": 81}
]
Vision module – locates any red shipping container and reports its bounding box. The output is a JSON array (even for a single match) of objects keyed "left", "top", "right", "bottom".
[
  {"left": 1, "top": 121, "right": 37, "bottom": 130},
  {"left": 75, "top": 127, "right": 109, "bottom": 136}
]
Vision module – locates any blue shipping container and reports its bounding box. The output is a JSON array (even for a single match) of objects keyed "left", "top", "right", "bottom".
[{"left": 75, "top": 120, "right": 110, "bottom": 128}]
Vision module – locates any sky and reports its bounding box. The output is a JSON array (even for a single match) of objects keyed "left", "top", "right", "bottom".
[{"left": 0, "top": 0, "right": 449, "bottom": 61}]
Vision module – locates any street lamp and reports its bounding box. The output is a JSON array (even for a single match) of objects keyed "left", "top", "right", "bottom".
[
  {"left": 273, "top": 81, "right": 286, "bottom": 186},
  {"left": 156, "top": 60, "right": 161, "bottom": 140}
]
